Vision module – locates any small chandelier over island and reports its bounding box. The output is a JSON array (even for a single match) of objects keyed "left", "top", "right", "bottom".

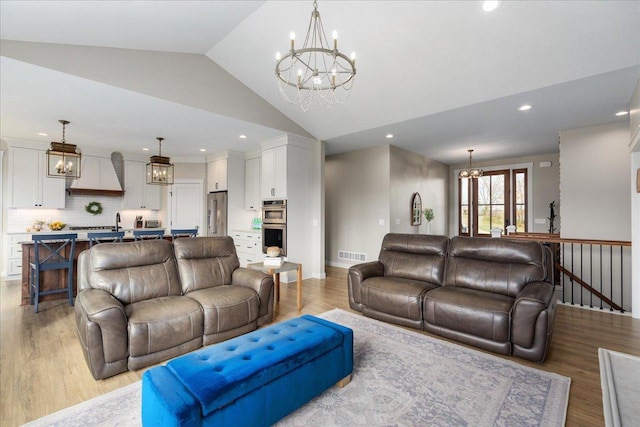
[
  {"left": 275, "top": 0, "right": 356, "bottom": 111},
  {"left": 146, "top": 137, "right": 174, "bottom": 185},
  {"left": 46, "top": 119, "right": 81, "bottom": 179}
]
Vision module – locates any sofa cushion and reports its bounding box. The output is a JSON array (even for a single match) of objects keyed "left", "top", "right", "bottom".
[
  {"left": 125, "top": 295, "right": 204, "bottom": 357},
  {"left": 89, "top": 240, "right": 182, "bottom": 304},
  {"left": 361, "top": 277, "right": 438, "bottom": 321},
  {"left": 424, "top": 287, "right": 514, "bottom": 343},
  {"left": 185, "top": 285, "right": 259, "bottom": 336},
  {"left": 378, "top": 233, "right": 449, "bottom": 285},
  {"left": 444, "top": 236, "right": 546, "bottom": 297},
  {"left": 174, "top": 237, "right": 240, "bottom": 293}
]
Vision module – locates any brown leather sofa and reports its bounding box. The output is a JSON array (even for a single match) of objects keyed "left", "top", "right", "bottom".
[
  {"left": 74, "top": 237, "right": 274, "bottom": 380},
  {"left": 348, "top": 234, "right": 556, "bottom": 363}
]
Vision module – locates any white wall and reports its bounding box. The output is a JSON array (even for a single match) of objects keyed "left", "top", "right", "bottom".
[
  {"left": 559, "top": 122, "right": 631, "bottom": 241},
  {"left": 629, "top": 78, "right": 640, "bottom": 319}
]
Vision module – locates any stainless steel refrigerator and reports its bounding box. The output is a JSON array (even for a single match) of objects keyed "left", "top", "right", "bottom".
[{"left": 207, "top": 191, "right": 228, "bottom": 237}]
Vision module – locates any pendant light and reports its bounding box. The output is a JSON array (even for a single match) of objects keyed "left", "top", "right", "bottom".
[
  {"left": 459, "top": 149, "right": 483, "bottom": 179},
  {"left": 46, "top": 120, "right": 81, "bottom": 179},
  {"left": 146, "top": 137, "right": 174, "bottom": 185}
]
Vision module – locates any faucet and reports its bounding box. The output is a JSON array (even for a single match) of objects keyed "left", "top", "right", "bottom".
[{"left": 115, "top": 212, "right": 121, "bottom": 232}]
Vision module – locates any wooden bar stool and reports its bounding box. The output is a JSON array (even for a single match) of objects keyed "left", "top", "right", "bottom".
[
  {"left": 29, "top": 233, "right": 77, "bottom": 313},
  {"left": 88, "top": 231, "right": 125, "bottom": 248},
  {"left": 133, "top": 229, "right": 165, "bottom": 241},
  {"left": 170, "top": 228, "right": 198, "bottom": 241}
]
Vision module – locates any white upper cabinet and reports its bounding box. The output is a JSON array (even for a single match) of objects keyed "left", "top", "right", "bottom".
[
  {"left": 9, "top": 147, "right": 65, "bottom": 208},
  {"left": 207, "top": 158, "right": 228, "bottom": 192},
  {"left": 122, "top": 160, "right": 160, "bottom": 210},
  {"left": 245, "top": 156, "right": 261, "bottom": 210},
  {"left": 261, "top": 145, "right": 287, "bottom": 199}
]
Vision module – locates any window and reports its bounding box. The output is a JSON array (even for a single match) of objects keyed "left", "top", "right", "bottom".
[
  {"left": 458, "top": 168, "right": 528, "bottom": 236},
  {"left": 513, "top": 169, "right": 528, "bottom": 233}
]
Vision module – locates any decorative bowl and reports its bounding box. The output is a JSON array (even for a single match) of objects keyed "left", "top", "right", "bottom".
[
  {"left": 48, "top": 221, "right": 66, "bottom": 231},
  {"left": 266, "top": 246, "right": 281, "bottom": 257}
]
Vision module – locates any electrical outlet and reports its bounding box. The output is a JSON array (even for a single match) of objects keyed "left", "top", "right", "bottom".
[
  {"left": 395, "top": 219, "right": 400, "bottom": 225},
  {"left": 378, "top": 219, "right": 385, "bottom": 226}
]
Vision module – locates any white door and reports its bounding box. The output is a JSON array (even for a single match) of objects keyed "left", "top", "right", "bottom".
[{"left": 169, "top": 180, "right": 204, "bottom": 232}]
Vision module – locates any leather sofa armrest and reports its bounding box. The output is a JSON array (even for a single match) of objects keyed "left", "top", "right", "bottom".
[
  {"left": 512, "top": 281, "right": 554, "bottom": 349},
  {"left": 75, "top": 288, "right": 129, "bottom": 379},
  {"left": 232, "top": 268, "right": 274, "bottom": 320},
  {"left": 348, "top": 261, "right": 384, "bottom": 311},
  {"left": 77, "top": 249, "right": 91, "bottom": 292}
]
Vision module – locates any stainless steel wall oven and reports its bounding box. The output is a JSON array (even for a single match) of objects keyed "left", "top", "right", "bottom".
[{"left": 262, "top": 200, "right": 287, "bottom": 256}]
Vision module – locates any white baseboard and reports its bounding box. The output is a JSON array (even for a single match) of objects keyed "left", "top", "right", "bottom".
[{"left": 327, "top": 260, "right": 355, "bottom": 269}]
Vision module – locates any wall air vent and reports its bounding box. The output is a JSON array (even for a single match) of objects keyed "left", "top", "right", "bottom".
[{"left": 338, "top": 250, "right": 367, "bottom": 262}]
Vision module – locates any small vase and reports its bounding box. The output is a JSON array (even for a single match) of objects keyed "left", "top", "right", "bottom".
[{"left": 425, "top": 222, "right": 431, "bottom": 234}]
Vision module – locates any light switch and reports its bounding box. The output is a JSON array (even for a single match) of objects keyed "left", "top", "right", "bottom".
[
  {"left": 378, "top": 219, "right": 385, "bottom": 226},
  {"left": 395, "top": 219, "right": 400, "bottom": 225}
]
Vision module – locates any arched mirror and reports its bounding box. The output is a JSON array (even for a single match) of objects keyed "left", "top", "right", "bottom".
[{"left": 411, "top": 192, "right": 422, "bottom": 226}]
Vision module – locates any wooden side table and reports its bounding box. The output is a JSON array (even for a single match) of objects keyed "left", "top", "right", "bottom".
[{"left": 247, "top": 261, "right": 303, "bottom": 310}]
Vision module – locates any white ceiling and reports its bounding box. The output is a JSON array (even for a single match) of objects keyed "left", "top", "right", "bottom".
[{"left": 1, "top": 0, "right": 639, "bottom": 164}]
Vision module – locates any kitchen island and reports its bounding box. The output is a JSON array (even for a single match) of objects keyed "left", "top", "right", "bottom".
[{"left": 19, "top": 231, "right": 169, "bottom": 306}]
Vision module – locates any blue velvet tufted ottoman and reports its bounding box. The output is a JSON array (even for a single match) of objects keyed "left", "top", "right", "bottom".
[{"left": 141, "top": 315, "right": 353, "bottom": 426}]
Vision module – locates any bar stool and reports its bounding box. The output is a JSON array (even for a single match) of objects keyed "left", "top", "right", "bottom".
[
  {"left": 88, "top": 231, "right": 125, "bottom": 248},
  {"left": 170, "top": 228, "right": 198, "bottom": 241},
  {"left": 29, "top": 233, "right": 77, "bottom": 313},
  {"left": 133, "top": 229, "right": 165, "bottom": 241}
]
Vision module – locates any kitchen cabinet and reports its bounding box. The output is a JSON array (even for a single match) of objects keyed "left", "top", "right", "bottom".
[
  {"left": 122, "top": 160, "right": 160, "bottom": 209},
  {"left": 8, "top": 147, "right": 65, "bottom": 208},
  {"left": 261, "top": 145, "right": 287, "bottom": 199},
  {"left": 232, "top": 230, "right": 262, "bottom": 267},
  {"left": 207, "top": 158, "right": 228, "bottom": 191},
  {"left": 7, "top": 234, "right": 29, "bottom": 277},
  {"left": 245, "top": 156, "right": 261, "bottom": 210}
]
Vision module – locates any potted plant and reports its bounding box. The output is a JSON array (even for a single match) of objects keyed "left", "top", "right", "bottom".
[{"left": 422, "top": 208, "right": 434, "bottom": 234}]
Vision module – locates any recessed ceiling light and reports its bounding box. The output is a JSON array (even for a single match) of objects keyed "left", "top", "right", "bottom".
[
  {"left": 200, "top": 148, "right": 206, "bottom": 152},
  {"left": 615, "top": 111, "right": 629, "bottom": 116},
  {"left": 482, "top": 1, "right": 501, "bottom": 12},
  {"left": 37, "top": 132, "right": 48, "bottom": 136},
  {"left": 142, "top": 148, "right": 150, "bottom": 151},
  {"left": 386, "top": 133, "right": 394, "bottom": 139},
  {"left": 518, "top": 104, "right": 533, "bottom": 111},
  {"left": 239, "top": 134, "right": 247, "bottom": 139}
]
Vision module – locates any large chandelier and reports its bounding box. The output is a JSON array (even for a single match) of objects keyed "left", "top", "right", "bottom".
[
  {"left": 46, "top": 119, "right": 81, "bottom": 179},
  {"left": 275, "top": 0, "right": 356, "bottom": 111},
  {"left": 146, "top": 137, "right": 174, "bottom": 185},
  {"left": 459, "top": 149, "right": 483, "bottom": 179}
]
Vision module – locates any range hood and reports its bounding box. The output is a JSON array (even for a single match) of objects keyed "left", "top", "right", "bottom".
[{"left": 68, "top": 155, "right": 124, "bottom": 196}]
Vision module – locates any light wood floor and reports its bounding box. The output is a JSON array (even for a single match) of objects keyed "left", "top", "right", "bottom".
[{"left": 2, "top": 266, "right": 639, "bottom": 426}]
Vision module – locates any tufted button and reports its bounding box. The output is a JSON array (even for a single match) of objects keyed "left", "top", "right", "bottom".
[
  {"left": 251, "top": 337, "right": 260, "bottom": 342},
  {"left": 272, "top": 330, "right": 280, "bottom": 334},
  {"left": 227, "top": 346, "right": 237, "bottom": 351},
  {"left": 242, "top": 355, "right": 251, "bottom": 361},
  {"left": 288, "top": 337, "right": 296, "bottom": 341},
  {"left": 214, "top": 366, "right": 224, "bottom": 372},
  {"left": 267, "top": 345, "right": 275, "bottom": 350}
]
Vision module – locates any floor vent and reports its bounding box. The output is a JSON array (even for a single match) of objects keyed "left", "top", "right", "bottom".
[{"left": 338, "top": 250, "right": 367, "bottom": 262}]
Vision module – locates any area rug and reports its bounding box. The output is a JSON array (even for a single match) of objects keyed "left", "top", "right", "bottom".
[
  {"left": 599, "top": 348, "right": 640, "bottom": 427},
  {"left": 23, "top": 309, "right": 570, "bottom": 426}
]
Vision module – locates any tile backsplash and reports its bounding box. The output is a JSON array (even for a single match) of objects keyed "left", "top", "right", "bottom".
[{"left": 7, "top": 195, "right": 159, "bottom": 232}]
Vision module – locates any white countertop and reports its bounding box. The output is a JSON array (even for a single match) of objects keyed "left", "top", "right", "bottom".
[{"left": 232, "top": 229, "right": 262, "bottom": 234}]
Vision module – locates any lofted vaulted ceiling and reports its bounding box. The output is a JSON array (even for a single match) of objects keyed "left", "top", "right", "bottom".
[{"left": 1, "top": 0, "right": 639, "bottom": 164}]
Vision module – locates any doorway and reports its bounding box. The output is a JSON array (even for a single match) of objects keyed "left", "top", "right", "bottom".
[{"left": 168, "top": 180, "right": 204, "bottom": 232}]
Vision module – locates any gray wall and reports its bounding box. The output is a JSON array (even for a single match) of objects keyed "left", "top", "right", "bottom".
[
  {"left": 448, "top": 152, "right": 560, "bottom": 236},
  {"left": 389, "top": 146, "right": 449, "bottom": 235},
  {"left": 560, "top": 121, "right": 631, "bottom": 241},
  {"left": 326, "top": 145, "right": 449, "bottom": 267},
  {"left": 326, "top": 145, "right": 391, "bottom": 267}
]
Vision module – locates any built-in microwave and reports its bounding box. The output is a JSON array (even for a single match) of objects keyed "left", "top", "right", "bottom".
[{"left": 262, "top": 199, "right": 286, "bottom": 224}]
